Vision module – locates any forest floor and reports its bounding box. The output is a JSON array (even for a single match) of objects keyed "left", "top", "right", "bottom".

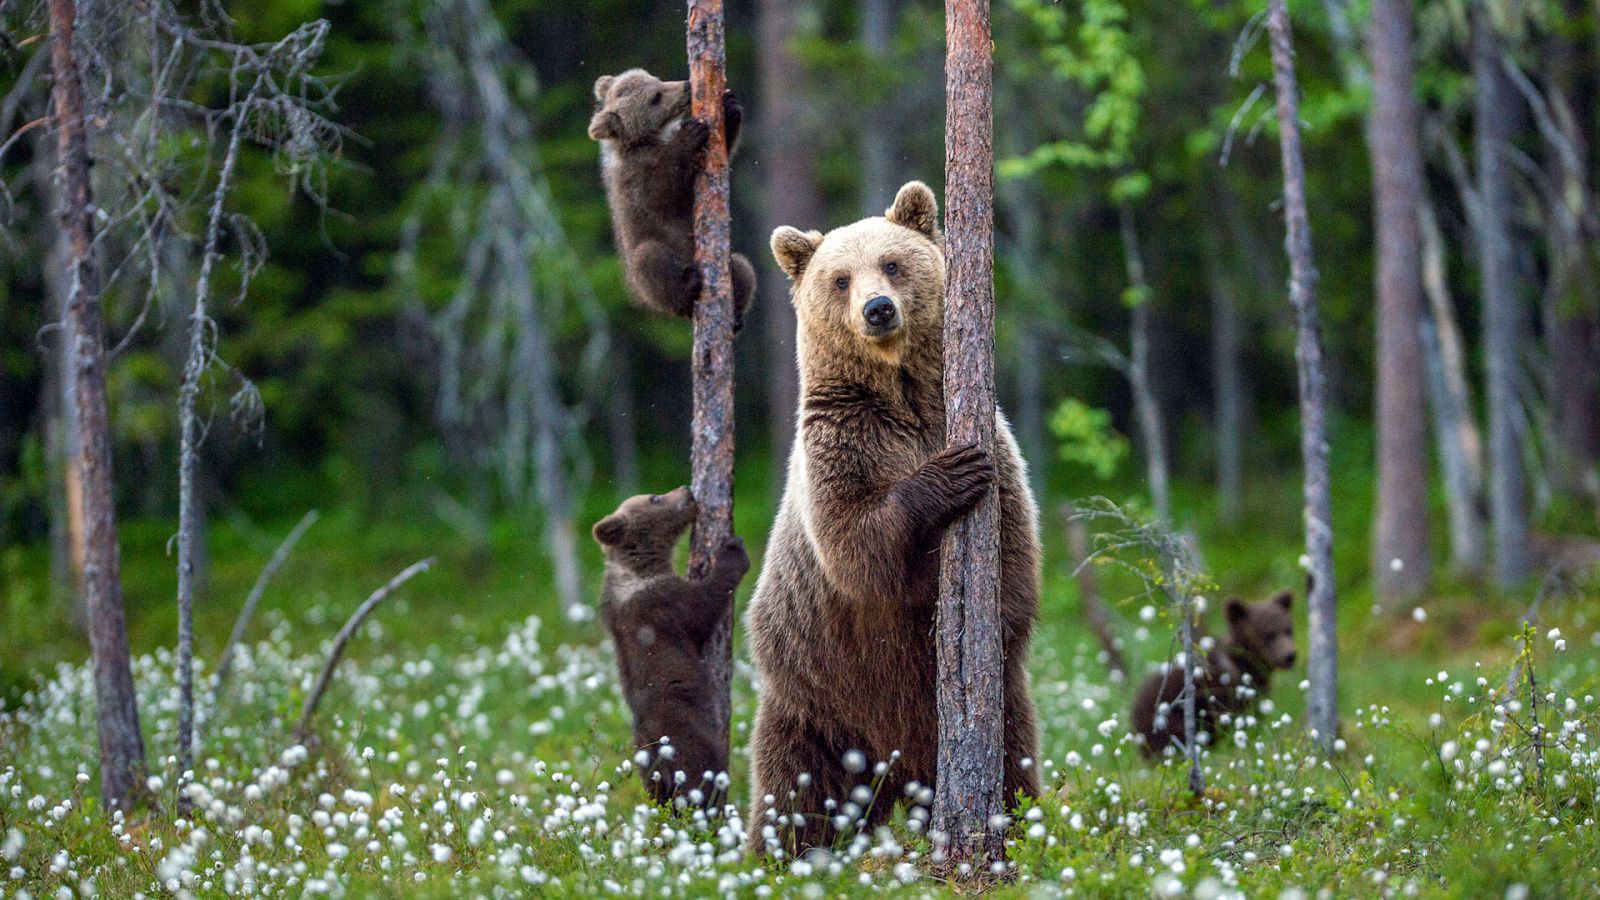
[{"left": 2, "top": 460, "right": 1599, "bottom": 897}]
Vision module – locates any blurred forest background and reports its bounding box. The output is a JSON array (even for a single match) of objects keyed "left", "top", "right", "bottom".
[{"left": 2, "top": 0, "right": 1598, "bottom": 700}]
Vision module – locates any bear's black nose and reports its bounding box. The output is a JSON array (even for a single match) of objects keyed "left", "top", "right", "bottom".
[
  {"left": 863, "top": 295, "right": 898, "bottom": 330},
  {"left": 1283, "top": 651, "right": 1297, "bottom": 667}
]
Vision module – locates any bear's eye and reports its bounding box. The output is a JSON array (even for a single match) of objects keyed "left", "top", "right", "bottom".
[
  {"left": 834, "top": 275, "right": 850, "bottom": 291},
  {"left": 882, "top": 260, "right": 899, "bottom": 277},
  {"left": 650, "top": 92, "right": 663, "bottom": 106},
  {"left": 649, "top": 495, "right": 662, "bottom": 505}
]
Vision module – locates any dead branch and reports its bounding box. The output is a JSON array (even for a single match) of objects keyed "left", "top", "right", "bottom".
[
  {"left": 294, "top": 558, "right": 435, "bottom": 744},
  {"left": 210, "top": 509, "right": 319, "bottom": 698}
]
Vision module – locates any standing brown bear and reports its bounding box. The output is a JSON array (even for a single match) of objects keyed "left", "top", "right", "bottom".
[
  {"left": 1130, "top": 591, "right": 1298, "bottom": 757},
  {"left": 745, "top": 182, "right": 1042, "bottom": 855},
  {"left": 588, "top": 69, "right": 756, "bottom": 329},
  {"left": 593, "top": 487, "right": 749, "bottom": 805}
]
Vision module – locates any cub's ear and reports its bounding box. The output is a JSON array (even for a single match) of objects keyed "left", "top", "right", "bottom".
[
  {"left": 592, "top": 514, "right": 627, "bottom": 547},
  {"left": 771, "top": 227, "right": 823, "bottom": 281},
  {"left": 885, "top": 181, "right": 940, "bottom": 242},
  {"left": 1271, "top": 590, "right": 1293, "bottom": 611},
  {"left": 592, "top": 75, "right": 615, "bottom": 102},
  {"left": 1224, "top": 597, "right": 1248, "bottom": 623}
]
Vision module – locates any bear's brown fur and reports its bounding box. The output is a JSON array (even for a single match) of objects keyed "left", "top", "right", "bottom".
[
  {"left": 745, "top": 182, "right": 1042, "bottom": 855},
  {"left": 589, "top": 69, "right": 756, "bottom": 329},
  {"left": 1130, "top": 591, "right": 1297, "bottom": 757},
  {"left": 593, "top": 487, "right": 749, "bottom": 805}
]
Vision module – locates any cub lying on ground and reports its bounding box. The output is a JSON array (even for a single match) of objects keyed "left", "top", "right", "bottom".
[
  {"left": 1130, "top": 591, "right": 1297, "bottom": 757},
  {"left": 592, "top": 487, "right": 748, "bottom": 804}
]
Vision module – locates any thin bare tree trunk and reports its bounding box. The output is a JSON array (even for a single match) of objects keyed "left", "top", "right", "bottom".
[
  {"left": 1267, "top": 0, "right": 1338, "bottom": 752},
  {"left": 210, "top": 509, "right": 320, "bottom": 698},
  {"left": 1369, "top": 0, "right": 1432, "bottom": 602},
  {"left": 859, "top": 0, "right": 898, "bottom": 213},
  {"left": 1472, "top": 0, "right": 1532, "bottom": 585},
  {"left": 1178, "top": 591, "right": 1203, "bottom": 795},
  {"left": 176, "top": 77, "right": 256, "bottom": 808},
  {"left": 756, "top": 0, "right": 816, "bottom": 466},
  {"left": 1015, "top": 328, "right": 1045, "bottom": 497},
  {"left": 1061, "top": 504, "right": 1126, "bottom": 678},
  {"left": 607, "top": 341, "right": 641, "bottom": 497},
  {"left": 688, "top": 0, "right": 739, "bottom": 778},
  {"left": 933, "top": 0, "right": 1005, "bottom": 870},
  {"left": 1118, "top": 203, "right": 1171, "bottom": 524},
  {"left": 46, "top": 0, "right": 147, "bottom": 811},
  {"left": 1205, "top": 238, "right": 1244, "bottom": 525},
  {"left": 1419, "top": 199, "right": 1489, "bottom": 575}
]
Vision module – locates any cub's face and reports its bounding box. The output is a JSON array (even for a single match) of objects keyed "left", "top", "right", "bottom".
[
  {"left": 592, "top": 486, "right": 697, "bottom": 559},
  {"left": 1224, "top": 591, "right": 1297, "bottom": 669},
  {"left": 588, "top": 69, "right": 691, "bottom": 146},
  {"left": 771, "top": 181, "right": 945, "bottom": 367}
]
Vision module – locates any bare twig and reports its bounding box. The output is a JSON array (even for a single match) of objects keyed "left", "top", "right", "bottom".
[
  {"left": 1060, "top": 502, "right": 1127, "bottom": 679},
  {"left": 210, "top": 509, "right": 319, "bottom": 698},
  {"left": 294, "top": 558, "right": 435, "bottom": 744}
]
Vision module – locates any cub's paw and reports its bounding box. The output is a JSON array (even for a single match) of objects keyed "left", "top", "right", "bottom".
[
  {"left": 678, "top": 117, "right": 711, "bottom": 151},
  {"left": 722, "top": 91, "right": 743, "bottom": 125},
  {"left": 717, "top": 536, "right": 750, "bottom": 576}
]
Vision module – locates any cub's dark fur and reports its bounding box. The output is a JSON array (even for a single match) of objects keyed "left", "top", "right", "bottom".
[
  {"left": 1130, "top": 591, "right": 1298, "bottom": 757},
  {"left": 593, "top": 487, "right": 749, "bottom": 804},
  {"left": 589, "top": 69, "right": 756, "bottom": 329}
]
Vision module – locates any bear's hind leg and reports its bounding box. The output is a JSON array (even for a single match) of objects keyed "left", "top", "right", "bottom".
[
  {"left": 730, "top": 252, "right": 757, "bottom": 333},
  {"left": 748, "top": 707, "right": 853, "bottom": 858},
  {"left": 627, "top": 238, "right": 698, "bottom": 319},
  {"left": 1003, "top": 664, "right": 1043, "bottom": 801}
]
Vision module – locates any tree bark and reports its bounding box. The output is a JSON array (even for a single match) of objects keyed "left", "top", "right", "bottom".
[
  {"left": 1369, "top": 0, "right": 1432, "bottom": 602},
  {"left": 1419, "top": 198, "right": 1489, "bottom": 575},
  {"left": 46, "top": 0, "right": 147, "bottom": 811},
  {"left": 687, "top": 0, "right": 739, "bottom": 781},
  {"left": 1205, "top": 234, "right": 1244, "bottom": 526},
  {"left": 756, "top": 0, "right": 816, "bottom": 467},
  {"left": 1118, "top": 203, "right": 1171, "bottom": 524},
  {"left": 933, "top": 0, "right": 1005, "bottom": 870},
  {"left": 1267, "top": 0, "right": 1339, "bottom": 752},
  {"left": 1472, "top": 0, "right": 1532, "bottom": 585}
]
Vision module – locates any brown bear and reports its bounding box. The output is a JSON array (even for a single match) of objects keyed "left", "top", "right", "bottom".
[
  {"left": 744, "top": 182, "right": 1042, "bottom": 856},
  {"left": 588, "top": 69, "right": 756, "bottom": 330},
  {"left": 1130, "top": 591, "right": 1297, "bottom": 757},
  {"left": 592, "top": 487, "right": 749, "bottom": 805}
]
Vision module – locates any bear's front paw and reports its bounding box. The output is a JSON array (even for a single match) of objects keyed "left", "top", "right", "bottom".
[
  {"left": 716, "top": 536, "right": 750, "bottom": 576},
  {"left": 678, "top": 117, "right": 711, "bottom": 151},
  {"left": 722, "top": 91, "right": 742, "bottom": 123},
  {"left": 922, "top": 443, "right": 995, "bottom": 518}
]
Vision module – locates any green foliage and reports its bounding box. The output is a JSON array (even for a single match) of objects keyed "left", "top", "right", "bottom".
[{"left": 1050, "top": 398, "right": 1129, "bottom": 480}]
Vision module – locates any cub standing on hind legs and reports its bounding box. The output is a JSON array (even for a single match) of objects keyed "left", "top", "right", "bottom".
[
  {"left": 1130, "top": 590, "right": 1298, "bottom": 757},
  {"left": 592, "top": 487, "right": 749, "bottom": 806},
  {"left": 588, "top": 68, "right": 756, "bottom": 330}
]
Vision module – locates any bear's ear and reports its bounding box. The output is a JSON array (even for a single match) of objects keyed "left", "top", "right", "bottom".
[
  {"left": 771, "top": 227, "right": 823, "bottom": 281},
  {"left": 593, "top": 75, "right": 615, "bottom": 102},
  {"left": 885, "top": 181, "right": 940, "bottom": 242},
  {"left": 1271, "top": 590, "right": 1293, "bottom": 611},
  {"left": 1224, "top": 597, "right": 1248, "bottom": 624},
  {"left": 592, "top": 514, "right": 627, "bottom": 546}
]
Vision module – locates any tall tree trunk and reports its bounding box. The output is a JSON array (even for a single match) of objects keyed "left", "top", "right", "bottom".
[
  {"left": 1472, "top": 0, "right": 1532, "bottom": 585},
  {"left": 756, "top": 0, "right": 816, "bottom": 467},
  {"left": 46, "top": 0, "right": 147, "bottom": 811},
  {"left": 1419, "top": 198, "right": 1489, "bottom": 575},
  {"left": 1015, "top": 328, "right": 1046, "bottom": 498},
  {"left": 1267, "top": 0, "right": 1339, "bottom": 752},
  {"left": 859, "top": 0, "right": 898, "bottom": 213},
  {"left": 1205, "top": 236, "right": 1244, "bottom": 526},
  {"left": 1118, "top": 203, "right": 1171, "bottom": 524},
  {"left": 1369, "top": 0, "right": 1432, "bottom": 601},
  {"left": 607, "top": 336, "right": 641, "bottom": 497},
  {"left": 687, "top": 0, "right": 740, "bottom": 781},
  {"left": 934, "top": 0, "right": 1005, "bottom": 870}
]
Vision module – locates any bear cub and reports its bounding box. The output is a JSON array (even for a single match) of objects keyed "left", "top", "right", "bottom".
[
  {"left": 593, "top": 487, "right": 749, "bottom": 804},
  {"left": 1130, "top": 591, "right": 1297, "bottom": 757},
  {"left": 589, "top": 68, "right": 756, "bottom": 330}
]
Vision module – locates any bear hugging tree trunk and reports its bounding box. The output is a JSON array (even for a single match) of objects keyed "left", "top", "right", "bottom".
[{"left": 744, "top": 182, "right": 1042, "bottom": 857}]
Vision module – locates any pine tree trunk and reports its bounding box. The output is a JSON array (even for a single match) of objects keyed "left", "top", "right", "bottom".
[
  {"left": 1369, "top": 0, "right": 1432, "bottom": 602},
  {"left": 1119, "top": 203, "right": 1171, "bottom": 524},
  {"left": 46, "top": 0, "right": 147, "bottom": 811},
  {"left": 1419, "top": 199, "right": 1489, "bottom": 575},
  {"left": 756, "top": 0, "right": 816, "bottom": 466},
  {"left": 687, "top": 0, "right": 739, "bottom": 779},
  {"left": 933, "top": 0, "right": 1005, "bottom": 870},
  {"left": 1205, "top": 240, "right": 1244, "bottom": 526},
  {"left": 1472, "top": 0, "right": 1532, "bottom": 585},
  {"left": 1267, "top": 0, "right": 1339, "bottom": 752}
]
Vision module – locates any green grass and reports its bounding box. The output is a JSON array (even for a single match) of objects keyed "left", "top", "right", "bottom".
[{"left": 2, "top": 459, "right": 1598, "bottom": 897}]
